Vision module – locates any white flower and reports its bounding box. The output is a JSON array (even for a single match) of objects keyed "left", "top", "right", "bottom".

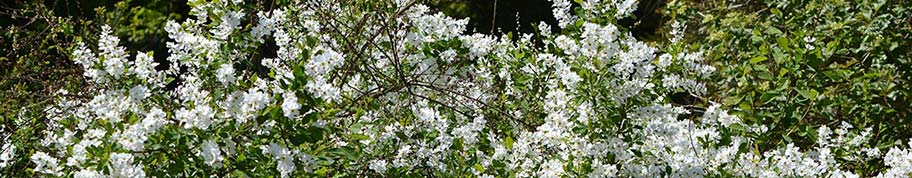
[
  {"left": 408, "top": 11, "right": 469, "bottom": 44},
  {"left": 863, "top": 147, "right": 882, "bottom": 158},
  {"left": 282, "top": 91, "right": 301, "bottom": 118},
  {"left": 240, "top": 88, "right": 271, "bottom": 121},
  {"left": 460, "top": 34, "right": 496, "bottom": 58},
  {"left": 702, "top": 103, "right": 740, "bottom": 127},
  {"left": 31, "top": 151, "right": 63, "bottom": 176},
  {"left": 198, "top": 139, "right": 224, "bottom": 168},
  {"left": 550, "top": 0, "right": 576, "bottom": 28},
  {"left": 176, "top": 105, "right": 215, "bottom": 130},
  {"left": 539, "top": 159, "right": 565, "bottom": 178},
  {"left": 131, "top": 52, "right": 158, "bottom": 81},
  {"left": 129, "top": 85, "right": 150, "bottom": 102},
  {"left": 308, "top": 78, "right": 342, "bottom": 102},
  {"left": 276, "top": 157, "right": 296, "bottom": 178},
  {"left": 307, "top": 47, "right": 345, "bottom": 77},
  {"left": 657, "top": 53, "right": 673, "bottom": 69},
  {"left": 369, "top": 159, "right": 389, "bottom": 173},
  {"left": 212, "top": 10, "right": 245, "bottom": 39},
  {"left": 116, "top": 126, "right": 146, "bottom": 151},
  {"left": 313, "top": 119, "right": 327, "bottom": 128},
  {"left": 440, "top": 49, "right": 458, "bottom": 63},
  {"left": 0, "top": 139, "right": 14, "bottom": 168},
  {"left": 878, "top": 145, "right": 912, "bottom": 178},
  {"left": 72, "top": 42, "right": 99, "bottom": 78},
  {"left": 554, "top": 35, "right": 579, "bottom": 55},
  {"left": 588, "top": 159, "right": 617, "bottom": 178},
  {"left": 540, "top": 53, "right": 581, "bottom": 88},
  {"left": 114, "top": 106, "right": 168, "bottom": 152},
  {"left": 67, "top": 141, "right": 91, "bottom": 166},
  {"left": 74, "top": 169, "right": 105, "bottom": 178},
  {"left": 251, "top": 10, "right": 284, "bottom": 43},
  {"left": 263, "top": 143, "right": 296, "bottom": 178},
  {"left": 108, "top": 153, "right": 145, "bottom": 178},
  {"left": 452, "top": 116, "right": 486, "bottom": 146},
  {"left": 264, "top": 143, "right": 293, "bottom": 158},
  {"left": 99, "top": 25, "right": 129, "bottom": 80},
  {"left": 416, "top": 106, "right": 448, "bottom": 133},
  {"left": 615, "top": 0, "right": 638, "bottom": 18},
  {"left": 216, "top": 63, "right": 236, "bottom": 86},
  {"left": 580, "top": 22, "right": 620, "bottom": 59},
  {"left": 538, "top": 22, "right": 552, "bottom": 37},
  {"left": 40, "top": 1, "right": 912, "bottom": 177},
  {"left": 142, "top": 107, "right": 169, "bottom": 131},
  {"left": 804, "top": 36, "right": 817, "bottom": 51},
  {"left": 670, "top": 21, "right": 685, "bottom": 43}
]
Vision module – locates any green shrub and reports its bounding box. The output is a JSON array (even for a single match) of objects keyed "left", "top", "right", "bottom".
[{"left": 667, "top": 0, "right": 912, "bottom": 174}]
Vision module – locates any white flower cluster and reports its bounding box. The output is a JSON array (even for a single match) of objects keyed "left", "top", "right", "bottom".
[
  {"left": 73, "top": 25, "right": 160, "bottom": 84},
  {"left": 406, "top": 5, "right": 469, "bottom": 45},
  {"left": 29, "top": 13, "right": 171, "bottom": 178},
  {"left": 198, "top": 139, "right": 224, "bottom": 168},
  {"left": 0, "top": 130, "right": 14, "bottom": 169},
  {"left": 19, "top": 0, "right": 912, "bottom": 177},
  {"left": 99, "top": 25, "right": 129, "bottom": 81},
  {"left": 305, "top": 46, "right": 345, "bottom": 102},
  {"left": 263, "top": 143, "right": 298, "bottom": 178},
  {"left": 881, "top": 143, "right": 912, "bottom": 178},
  {"left": 115, "top": 107, "right": 168, "bottom": 151},
  {"left": 108, "top": 153, "right": 145, "bottom": 178},
  {"left": 31, "top": 151, "right": 62, "bottom": 176},
  {"left": 550, "top": 0, "right": 577, "bottom": 28}
]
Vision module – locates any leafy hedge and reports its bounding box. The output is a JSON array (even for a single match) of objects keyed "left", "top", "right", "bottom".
[{"left": 666, "top": 0, "right": 912, "bottom": 167}]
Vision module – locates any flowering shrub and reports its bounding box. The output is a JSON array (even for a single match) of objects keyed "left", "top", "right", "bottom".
[{"left": 2, "top": 0, "right": 912, "bottom": 177}]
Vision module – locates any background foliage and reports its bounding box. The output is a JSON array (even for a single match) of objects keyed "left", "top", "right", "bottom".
[{"left": 664, "top": 0, "right": 912, "bottom": 175}]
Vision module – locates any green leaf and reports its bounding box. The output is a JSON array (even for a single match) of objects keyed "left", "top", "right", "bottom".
[
  {"left": 760, "top": 92, "right": 778, "bottom": 104},
  {"left": 739, "top": 101, "right": 752, "bottom": 112},
  {"left": 822, "top": 70, "right": 843, "bottom": 81},
  {"left": 765, "top": 27, "right": 783, "bottom": 35},
  {"left": 758, "top": 71, "right": 775, "bottom": 81},
  {"left": 807, "top": 50, "right": 825, "bottom": 68},
  {"left": 505, "top": 136, "right": 514, "bottom": 150},
  {"left": 237, "top": 153, "right": 247, "bottom": 162},
  {"left": 795, "top": 88, "right": 818, "bottom": 100},
  {"left": 729, "top": 123, "right": 746, "bottom": 132},
  {"left": 293, "top": 64, "right": 306, "bottom": 79},
  {"left": 772, "top": 48, "right": 788, "bottom": 64},
  {"left": 750, "top": 56, "right": 768, "bottom": 64},
  {"left": 351, "top": 134, "right": 370, "bottom": 140},
  {"left": 330, "top": 147, "right": 359, "bottom": 160},
  {"left": 770, "top": 8, "right": 782, "bottom": 17},
  {"left": 474, "top": 163, "right": 485, "bottom": 172},
  {"left": 724, "top": 96, "right": 744, "bottom": 106},
  {"left": 316, "top": 167, "right": 329, "bottom": 176},
  {"left": 776, "top": 37, "right": 790, "bottom": 51}
]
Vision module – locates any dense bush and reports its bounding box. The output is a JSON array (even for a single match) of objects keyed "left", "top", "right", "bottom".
[
  {"left": 1, "top": 0, "right": 910, "bottom": 177},
  {"left": 664, "top": 0, "right": 912, "bottom": 175}
]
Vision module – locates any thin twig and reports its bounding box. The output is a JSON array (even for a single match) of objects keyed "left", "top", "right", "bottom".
[{"left": 491, "top": 0, "right": 497, "bottom": 34}]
